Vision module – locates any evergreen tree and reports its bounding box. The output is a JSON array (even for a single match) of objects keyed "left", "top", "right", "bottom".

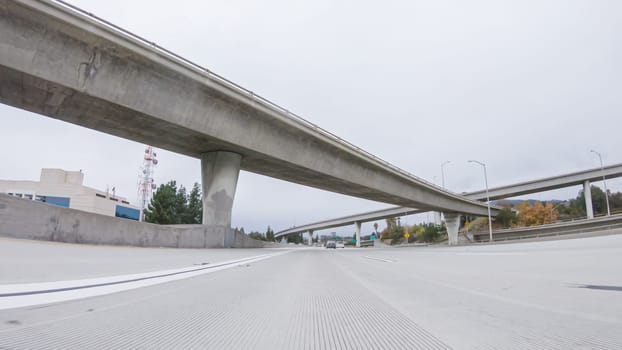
[
  {"left": 144, "top": 181, "right": 181, "bottom": 224},
  {"left": 185, "top": 183, "right": 203, "bottom": 224},
  {"left": 265, "top": 226, "right": 275, "bottom": 241},
  {"left": 144, "top": 181, "right": 203, "bottom": 224}
]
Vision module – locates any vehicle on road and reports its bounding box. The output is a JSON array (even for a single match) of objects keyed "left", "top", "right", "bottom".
[
  {"left": 335, "top": 241, "right": 345, "bottom": 248},
  {"left": 326, "top": 241, "right": 336, "bottom": 249}
]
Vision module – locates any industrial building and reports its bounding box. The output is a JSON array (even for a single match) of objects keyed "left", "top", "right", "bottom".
[{"left": 0, "top": 168, "right": 141, "bottom": 221}]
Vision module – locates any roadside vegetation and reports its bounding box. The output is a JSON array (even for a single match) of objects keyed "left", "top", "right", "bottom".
[
  {"left": 379, "top": 218, "right": 445, "bottom": 245},
  {"left": 470, "top": 186, "right": 622, "bottom": 232}
]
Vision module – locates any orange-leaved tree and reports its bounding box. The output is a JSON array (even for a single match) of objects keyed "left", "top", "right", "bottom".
[{"left": 516, "top": 201, "right": 559, "bottom": 227}]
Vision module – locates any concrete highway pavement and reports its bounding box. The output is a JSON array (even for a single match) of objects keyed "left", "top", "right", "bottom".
[{"left": 1, "top": 235, "right": 622, "bottom": 349}]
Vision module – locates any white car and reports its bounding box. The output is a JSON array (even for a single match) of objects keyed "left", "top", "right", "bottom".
[{"left": 335, "top": 241, "right": 345, "bottom": 248}]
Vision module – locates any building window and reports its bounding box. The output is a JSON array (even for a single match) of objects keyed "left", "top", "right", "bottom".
[
  {"left": 115, "top": 205, "right": 140, "bottom": 221},
  {"left": 95, "top": 193, "right": 106, "bottom": 198},
  {"left": 109, "top": 197, "right": 118, "bottom": 202},
  {"left": 35, "top": 195, "right": 70, "bottom": 208}
]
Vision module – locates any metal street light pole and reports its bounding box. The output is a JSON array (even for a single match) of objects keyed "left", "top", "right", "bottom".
[
  {"left": 590, "top": 150, "right": 611, "bottom": 216},
  {"left": 468, "top": 160, "right": 493, "bottom": 242},
  {"left": 441, "top": 161, "right": 451, "bottom": 189}
]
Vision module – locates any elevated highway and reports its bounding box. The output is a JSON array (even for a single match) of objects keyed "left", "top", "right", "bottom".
[
  {"left": 276, "top": 163, "right": 622, "bottom": 239},
  {"left": 0, "top": 0, "right": 492, "bottom": 233},
  {"left": 466, "top": 163, "right": 622, "bottom": 200}
]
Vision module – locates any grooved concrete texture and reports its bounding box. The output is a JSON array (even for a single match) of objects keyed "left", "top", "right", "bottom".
[
  {"left": 0, "top": 0, "right": 493, "bottom": 216},
  {"left": 1, "top": 235, "right": 621, "bottom": 349},
  {"left": 0, "top": 194, "right": 272, "bottom": 248}
]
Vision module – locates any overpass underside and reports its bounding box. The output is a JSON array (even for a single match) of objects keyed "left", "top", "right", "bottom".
[{"left": 0, "top": 0, "right": 493, "bottom": 240}]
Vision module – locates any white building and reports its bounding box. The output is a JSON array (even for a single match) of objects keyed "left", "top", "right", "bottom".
[{"left": 0, "top": 168, "right": 141, "bottom": 221}]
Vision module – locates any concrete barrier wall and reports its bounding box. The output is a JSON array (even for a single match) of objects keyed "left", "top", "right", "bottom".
[
  {"left": 0, "top": 194, "right": 271, "bottom": 248},
  {"left": 473, "top": 214, "right": 622, "bottom": 242}
]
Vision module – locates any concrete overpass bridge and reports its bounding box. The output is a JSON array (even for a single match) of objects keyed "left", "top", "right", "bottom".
[
  {"left": 276, "top": 163, "right": 622, "bottom": 244},
  {"left": 0, "top": 0, "right": 494, "bottom": 245}
]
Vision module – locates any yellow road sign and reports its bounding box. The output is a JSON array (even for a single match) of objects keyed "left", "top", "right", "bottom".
[{"left": 404, "top": 232, "right": 410, "bottom": 239}]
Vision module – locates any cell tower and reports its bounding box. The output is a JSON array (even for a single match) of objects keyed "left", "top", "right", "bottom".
[{"left": 138, "top": 146, "right": 158, "bottom": 220}]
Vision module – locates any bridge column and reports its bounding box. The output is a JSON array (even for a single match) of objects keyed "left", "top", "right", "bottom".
[
  {"left": 308, "top": 230, "right": 314, "bottom": 246},
  {"left": 355, "top": 221, "right": 362, "bottom": 248},
  {"left": 584, "top": 180, "right": 594, "bottom": 219},
  {"left": 444, "top": 213, "right": 460, "bottom": 245},
  {"left": 200, "top": 151, "right": 242, "bottom": 227}
]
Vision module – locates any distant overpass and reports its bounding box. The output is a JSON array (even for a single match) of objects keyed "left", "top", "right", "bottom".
[
  {"left": 0, "top": 0, "right": 492, "bottom": 234},
  {"left": 465, "top": 163, "right": 622, "bottom": 200},
  {"left": 276, "top": 163, "right": 622, "bottom": 239}
]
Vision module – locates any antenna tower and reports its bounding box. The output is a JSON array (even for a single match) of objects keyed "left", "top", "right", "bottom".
[{"left": 138, "top": 146, "right": 158, "bottom": 219}]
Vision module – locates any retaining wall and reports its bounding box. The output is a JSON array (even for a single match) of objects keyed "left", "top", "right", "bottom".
[{"left": 0, "top": 194, "right": 272, "bottom": 248}]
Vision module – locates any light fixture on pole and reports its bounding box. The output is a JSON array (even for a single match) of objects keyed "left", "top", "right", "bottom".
[
  {"left": 590, "top": 149, "right": 611, "bottom": 216},
  {"left": 441, "top": 160, "right": 451, "bottom": 189},
  {"left": 468, "top": 160, "right": 493, "bottom": 242}
]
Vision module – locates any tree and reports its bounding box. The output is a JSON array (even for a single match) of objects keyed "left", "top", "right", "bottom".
[
  {"left": 415, "top": 223, "right": 442, "bottom": 243},
  {"left": 516, "top": 201, "right": 558, "bottom": 227},
  {"left": 185, "top": 183, "right": 202, "bottom": 224},
  {"left": 248, "top": 231, "right": 266, "bottom": 241},
  {"left": 288, "top": 234, "right": 303, "bottom": 244},
  {"left": 144, "top": 181, "right": 183, "bottom": 224},
  {"left": 265, "top": 226, "right": 275, "bottom": 241},
  {"left": 561, "top": 185, "right": 617, "bottom": 218},
  {"left": 144, "top": 180, "right": 202, "bottom": 224},
  {"left": 496, "top": 207, "right": 518, "bottom": 228}
]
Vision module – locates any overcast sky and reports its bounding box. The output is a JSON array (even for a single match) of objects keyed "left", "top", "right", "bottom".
[{"left": 1, "top": 0, "right": 621, "bottom": 236}]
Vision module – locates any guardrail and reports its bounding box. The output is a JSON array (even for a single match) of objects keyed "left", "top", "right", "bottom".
[
  {"left": 50, "top": 0, "right": 450, "bottom": 194},
  {"left": 472, "top": 215, "right": 622, "bottom": 242}
]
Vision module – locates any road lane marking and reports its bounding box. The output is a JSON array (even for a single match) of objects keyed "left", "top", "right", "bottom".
[
  {"left": 0, "top": 251, "right": 289, "bottom": 310},
  {"left": 455, "top": 252, "right": 527, "bottom": 256},
  {"left": 363, "top": 256, "right": 394, "bottom": 263}
]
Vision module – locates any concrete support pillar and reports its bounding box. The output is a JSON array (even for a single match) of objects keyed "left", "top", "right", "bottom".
[
  {"left": 355, "top": 221, "right": 362, "bottom": 248},
  {"left": 281, "top": 236, "right": 288, "bottom": 244},
  {"left": 200, "top": 151, "right": 242, "bottom": 227},
  {"left": 584, "top": 180, "right": 594, "bottom": 219},
  {"left": 444, "top": 212, "right": 461, "bottom": 246},
  {"left": 308, "top": 230, "right": 314, "bottom": 246}
]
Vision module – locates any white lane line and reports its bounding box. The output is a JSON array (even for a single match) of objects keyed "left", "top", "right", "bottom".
[
  {"left": 0, "top": 251, "right": 289, "bottom": 310},
  {"left": 363, "top": 256, "right": 394, "bottom": 263},
  {"left": 455, "top": 252, "right": 527, "bottom": 256}
]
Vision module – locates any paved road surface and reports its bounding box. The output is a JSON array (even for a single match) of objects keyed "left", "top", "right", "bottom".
[{"left": 1, "top": 235, "right": 621, "bottom": 349}]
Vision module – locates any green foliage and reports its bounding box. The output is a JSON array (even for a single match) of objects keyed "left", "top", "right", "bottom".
[
  {"left": 184, "top": 183, "right": 203, "bottom": 224},
  {"left": 248, "top": 231, "right": 265, "bottom": 241},
  {"left": 388, "top": 225, "right": 405, "bottom": 242},
  {"left": 380, "top": 217, "right": 398, "bottom": 239},
  {"left": 288, "top": 234, "right": 303, "bottom": 244},
  {"left": 265, "top": 226, "right": 275, "bottom": 242},
  {"left": 496, "top": 207, "right": 518, "bottom": 228},
  {"left": 414, "top": 223, "right": 443, "bottom": 243},
  {"left": 559, "top": 186, "right": 619, "bottom": 218},
  {"left": 247, "top": 226, "right": 276, "bottom": 242},
  {"left": 144, "top": 181, "right": 202, "bottom": 224}
]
